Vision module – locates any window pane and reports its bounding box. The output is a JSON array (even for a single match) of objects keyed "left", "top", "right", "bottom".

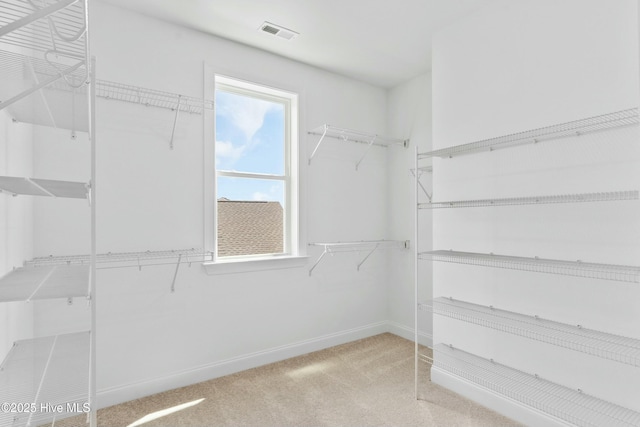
[
  {"left": 217, "top": 176, "right": 285, "bottom": 257},
  {"left": 215, "top": 90, "right": 285, "bottom": 175}
]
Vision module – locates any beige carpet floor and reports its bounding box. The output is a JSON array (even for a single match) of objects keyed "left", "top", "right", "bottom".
[{"left": 61, "top": 333, "right": 520, "bottom": 426}]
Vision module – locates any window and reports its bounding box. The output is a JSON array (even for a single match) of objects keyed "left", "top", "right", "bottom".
[{"left": 213, "top": 75, "right": 299, "bottom": 262}]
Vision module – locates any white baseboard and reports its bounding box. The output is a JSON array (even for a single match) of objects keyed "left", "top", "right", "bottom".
[
  {"left": 387, "top": 321, "right": 432, "bottom": 347},
  {"left": 431, "top": 367, "right": 572, "bottom": 427},
  {"left": 97, "top": 321, "right": 389, "bottom": 409}
]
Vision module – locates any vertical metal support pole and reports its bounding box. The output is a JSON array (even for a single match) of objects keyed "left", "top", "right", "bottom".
[
  {"left": 170, "top": 96, "right": 182, "bottom": 150},
  {"left": 414, "top": 146, "right": 419, "bottom": 400},
  {"left": 170, "top": 254, "right": 183, "bottom": 293},
  {"left": 88, "top": 55, "right": 97, "bottom": 427}
]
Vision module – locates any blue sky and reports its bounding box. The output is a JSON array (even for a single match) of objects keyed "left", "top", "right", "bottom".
[{"left": 215, "top": 89, "right": 285, "bottom": 205}]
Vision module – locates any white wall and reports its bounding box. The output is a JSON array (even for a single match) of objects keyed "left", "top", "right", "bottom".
[
  {"left": 0, "top": 110, "right": 34, "bottom": 357},
  {"left": 386, "top": 73, "right": 433, "bottom": 345},
  {"left": 32, "top": 0, "right": 396, "bottom": 407},
  {"left": 431, "top": 0, "right": 640, "bottom": 424}
]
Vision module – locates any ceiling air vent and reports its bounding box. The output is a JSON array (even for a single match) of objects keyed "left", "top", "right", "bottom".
[{"left": 259, "top": 22, "right": 298, "bottom": 41}]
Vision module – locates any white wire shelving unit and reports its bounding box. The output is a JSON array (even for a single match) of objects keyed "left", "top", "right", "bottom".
[
  {"left": 420, "top": 190, "right": 639, "bottom": 209},
  {"left": 420, "top": 298, "right": 640, "bottom": 367},
  {"left": 419, "top": 108, "right": 639, "bottom": 159},
  {"left": 0, "top": 332, "right": 91, "bottom": 427},
  {"left": 308, "top": 240, "right": 407, "bottom": 276},
  {"left": 415, "top": 107, "right": 640, "bottom": 421},
  {"left": 420, "top": 250, "right": 640, "bottom": 283},
  {"left": 433, "top": 343, "right": 640, "bottom": 427},
  {"left": 0, "top": 1, "right": 96, "bottom": 425},
  {"left": 0, "top": 176, "right": 90, "bottom": 199},
  {"left": 308, "top": 124, "right": 409, "bottom": 169}
]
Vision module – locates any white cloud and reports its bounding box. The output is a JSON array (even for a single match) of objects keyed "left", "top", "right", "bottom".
[
  {"left": 217, "top": 94, "right": 278, "bottom": 141},
  {"left": 252, "top": 192, "right": 270, "bottom": 201},
  {"left": 215, "top": 140, "right": 247, "bottom": 168}
]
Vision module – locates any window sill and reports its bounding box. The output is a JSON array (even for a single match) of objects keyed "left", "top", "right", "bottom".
[{"left": 202, "top": 255, "right": 308, "bottom": 275}]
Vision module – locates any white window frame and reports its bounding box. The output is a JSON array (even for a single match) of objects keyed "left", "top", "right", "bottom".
[{"left": 203, "top": 67, "right": 306, "bottom": 274}]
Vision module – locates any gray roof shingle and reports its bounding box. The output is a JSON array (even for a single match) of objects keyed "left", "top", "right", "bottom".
[{"left": 217, "top": 199, "right": 283, "bottom": 257}]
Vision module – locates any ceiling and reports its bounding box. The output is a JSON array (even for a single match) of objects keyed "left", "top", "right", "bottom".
[{"left": 99, "top": 0, "right": 497, "bottom": 88}]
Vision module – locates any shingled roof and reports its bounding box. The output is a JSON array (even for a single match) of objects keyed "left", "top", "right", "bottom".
[{"left": 217, "top": 199, "right": 283, "bottom": 257}]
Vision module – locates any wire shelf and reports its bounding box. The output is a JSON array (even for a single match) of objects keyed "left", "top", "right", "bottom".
[
  {"left": 420, "top": 190, "right": 639, "bottom": 209},
  {"left": 0, "top": 264, "right": 89, "bottom": 302},
  {"left": 422, "top": 298, "right": 640, "bottom": 367},
  {"left": 24, "top": 248, "right": 214, "bottom": 269},
  {"left": 420, "top": 250, "right": 640, "bottom": 283},
  {"left": 308, "top": 125, "right": 408, "bottom": 148},
  {"left": 433, "top": 343, "right": 640, "bottom": 427},
  {"left": 308, "top": 240, "right": 407, "bottom": 275},
  {"left": 95, "top": 80, "right": 214, "bottom": 114},
  {"left": 0, "top": 332, "right": 90, "bottom": 427},
  {"left": 419, "top": 108, "right": 639, "bottom": 159},
  {"left": 0, "top": 176, "right": 89, "bottom": 199},
  {"left": 308, "top": 124, "right": 408, "bottom": 168},
  {"left": 0, "top": 0, "right": 88, "bottom": 58}
]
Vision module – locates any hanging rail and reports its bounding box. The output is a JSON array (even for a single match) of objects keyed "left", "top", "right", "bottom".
[
  {"left": 308, "top": 124, "right": 409, "bottom": 169},
  {"left": 421, "top": 250, "right": 640, "bottom": 283},
  {"left": 421, "top": 298, "right": 640, "bottom": 367},
  {"left": 420, "top": 190, "right": 639, "bottom": 209},
  {"left": 308, "top": 240, "right": 407, "bottom": 276},
  {"left": 433, "top": 344, "right": 640, "bottom": 427},
  {"left": 419, "top": 108, "right": 639, "bottom": 159}
]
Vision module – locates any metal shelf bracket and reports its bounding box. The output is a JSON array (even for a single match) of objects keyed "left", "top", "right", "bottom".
[
  {"left": 169, "top": 95, "right": 182, "bottom": 150},
  {"left": 354, "top": 135, "right": 376, "bottom": 171}
]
